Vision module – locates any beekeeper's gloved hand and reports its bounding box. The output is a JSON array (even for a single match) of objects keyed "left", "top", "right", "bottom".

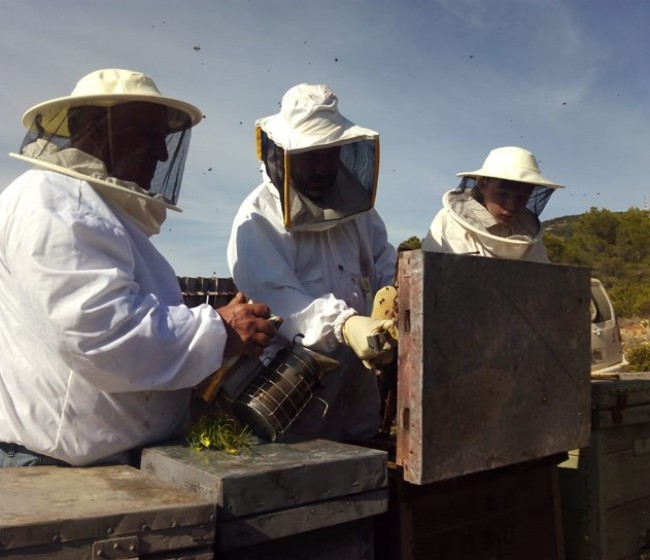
[{"left": 342, "top": 315, "right": 397, "bottom": 369}]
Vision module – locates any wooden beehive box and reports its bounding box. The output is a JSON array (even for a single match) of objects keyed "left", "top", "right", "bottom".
[
  {"left": 376, "top": 454, "right": 566, "bottom": 560},
  {"left": 559, "top": 373, "right": 650, "bottom": 560},
  {"left": 0, "top": 465, "right": 216, "bottom": 559},
  {"left": 177, "top": 276, "right": 237, "bottom": 309},
  {"left": 396, "top": 250, "right": 591, "bottom": 485},
  {"left": 141, "top": 438, "right": 388, "bottom": 560}
]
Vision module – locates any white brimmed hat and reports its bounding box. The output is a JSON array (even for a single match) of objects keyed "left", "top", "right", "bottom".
[
  {"left": 22, "top": 68, "right": 203, "bottom": 136},
  {"left": 457, "top": 146, "right": 564, "bottom": 189},
  {"left": 255, "top": 83, "right": 377, "bottom": 153}
]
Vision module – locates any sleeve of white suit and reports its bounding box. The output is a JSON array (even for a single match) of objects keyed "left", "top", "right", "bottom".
[
  {"left": 228, "top": 209, "right": 351, "bottom": 353},
  {"left": 6, "top": 185, "right": 227, "bottom": 393}
]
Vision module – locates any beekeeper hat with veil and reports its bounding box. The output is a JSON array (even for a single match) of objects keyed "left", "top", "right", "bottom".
[
  {"left": 10, "top": 68, "right": 203, "bottom": 233},
  {"left": 455, "top": 146, "right": 564, "bottom": 220},
  {"left": 256, "top": 83, "right": 379, "bottom": 231}
]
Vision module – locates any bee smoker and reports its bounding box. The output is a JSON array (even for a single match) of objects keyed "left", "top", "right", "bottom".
[
  {"left": 232, "top": 344, "right": 338, "bottom": 442},
  {"left": 202, "top": 340, "right": 339, "bottom": 442}
]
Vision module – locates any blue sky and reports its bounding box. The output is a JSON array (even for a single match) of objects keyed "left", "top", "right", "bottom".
[{"left": 1, "top": 0, "right": 649, "bottom": 277}]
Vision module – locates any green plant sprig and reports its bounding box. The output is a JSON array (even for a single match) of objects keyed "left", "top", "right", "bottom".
[{"left": 186, "top": 413, "right": 252, "bottom": 455}]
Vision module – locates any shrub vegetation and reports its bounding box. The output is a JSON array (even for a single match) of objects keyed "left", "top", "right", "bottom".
[
  {"left": 401, "top": 207, "right": 650, "bottom": 319},
  {"left": 544, "top": 207, "right": 650, "bottom": 318},
  {"left": 626, "top": 343, "right": 650, "bottom": 372}
]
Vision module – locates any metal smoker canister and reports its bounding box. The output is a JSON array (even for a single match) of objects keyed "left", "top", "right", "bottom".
[{"left": 233, "top": 345, "right": 337, "bottom": 442}]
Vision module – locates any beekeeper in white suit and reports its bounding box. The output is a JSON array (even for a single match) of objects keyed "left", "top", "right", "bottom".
[
  {"left": 228, "top": 83, "right": 397, "bottom": 442},
  {"left": 423, "top": 146, "right": 564, "bottom": 262},
  {"left": 0, "top": 69, "right": 277, "bottom": 468}
]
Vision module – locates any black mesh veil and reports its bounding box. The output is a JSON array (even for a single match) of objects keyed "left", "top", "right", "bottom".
[
  {"left": 259, "top": 129, "right": 377, "bottom": 230},
  {"left": 17, "top": 102, "right": 193, "bottom": 206},
  {"left": 455, "top": 176, "right": 555, "bottom": 219},
  {"left": 151, "top": 126, "right": 191, "bottom": 205},
  {"left": 260, "top": 130, "right": 285, "bottom": 202}
]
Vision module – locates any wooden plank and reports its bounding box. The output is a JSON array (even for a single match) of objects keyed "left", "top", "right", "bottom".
[
  {"left": 557, "top": 460, "right": 589, "bottom": 509},
  {"left": 559, "top": 505, "right": 590, "bottom": 560},
  {"left": 218, "top": 489, "right": 387, "bottom": 550},
  {"left": 147, "top": 552, "right": 214, "bottom": 560},
  {"left": 395, "top": 254, "right": 415, "bottom": 472},
  {"left": 396, "top": 250, "right": 591, "bottom": 485},
  {"left": 591, "top": 376, "right": 650, "bottom": 430},
  {"left": 593, "top": 403, "right": 650, "bottom": 429},
  {"left": 404, "top": 504, "right": 561, "bottom": 560},
  {"left": 0, "top": 466, "right": 216, "bottom": 558},
  {"left": 558, "top": 381, "right": 650, "bottom": 559},
  {"left": 220, "top": 518, "right": 375, "bottom": 560},
  {"left": 605, "top": 496, "right": 650, "bottom": 559},
  {"left": 141, "top": 439, "right": 387, "bottom": 521},
  {"left": 591, "top": 374, "right": 650, "bottom": 408},
  {"left": 596, "top": 421, "right": 650, "bottom": 454},
  {"left": 0, "top": 536, "right": 214, "bottom": 560},
  {"left": 380, "top": 456, "right": 565, "bottom": 560},
  {"left": 600, "top": 438, "right": 650, "bottom": 508},
  {"left": 178, "top": 276, "right": 237, "bottom": 309}
]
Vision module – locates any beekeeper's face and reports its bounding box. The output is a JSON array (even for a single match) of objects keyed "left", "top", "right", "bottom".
[
  {"left": 479, "top": 178, "right": 534, "bottom": 225},
  {"left": 108, "top": 102, "right": 169, "bottom": 190},
  {"left": 289, "top": 146, "right": 341, "bottom": 201}
]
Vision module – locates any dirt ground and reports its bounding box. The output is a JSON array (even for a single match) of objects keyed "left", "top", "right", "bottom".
[{"left": 619, "top": 317, "right": 650, "bottom": 352}]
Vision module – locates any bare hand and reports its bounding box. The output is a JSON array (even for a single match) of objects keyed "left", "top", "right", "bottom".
[{"left": 217, "top": 292, "right": 281, "bottom": 357}]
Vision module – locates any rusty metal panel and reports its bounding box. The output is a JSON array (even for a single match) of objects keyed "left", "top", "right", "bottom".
[
  {"left": 0, "top": 465, "right": 216, "bottom": 559},
  {"left": 396, "top": 250, "right": 591, "bottom": 485}
]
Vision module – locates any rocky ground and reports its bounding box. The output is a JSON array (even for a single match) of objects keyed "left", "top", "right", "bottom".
[{"left": 619, "top": 318, "right": 650, "bottom": 352}]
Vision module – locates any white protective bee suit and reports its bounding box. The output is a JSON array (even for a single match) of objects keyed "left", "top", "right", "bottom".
[
  {"left": 228, "top": 84, "right": 396, "bottom": 441},
  {"left": 0, "top": 69, "right": 229, "bottom": 466},
  {"left": 424, "top": 188, "right": 550, "bottom": 262},
  {"left": 423, "top": 146, "right": 564, "bottom": 264}
]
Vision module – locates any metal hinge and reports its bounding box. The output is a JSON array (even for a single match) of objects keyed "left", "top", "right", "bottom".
[{"left": 92, "top": 535, "right": 139, "bottom": 559}]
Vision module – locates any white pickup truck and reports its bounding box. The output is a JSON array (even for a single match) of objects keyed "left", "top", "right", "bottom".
[{"left": 591, "top": 278, "right": 627, "bottom": 373}]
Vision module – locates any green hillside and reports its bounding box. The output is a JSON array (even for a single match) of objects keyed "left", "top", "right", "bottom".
[{"left": 544, "top": 207, "right": 650, "bottom": 318}]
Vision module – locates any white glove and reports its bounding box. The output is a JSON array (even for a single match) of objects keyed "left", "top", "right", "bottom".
[{"left": 342, "top": 315, "right": 397, "bottom": 369}]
